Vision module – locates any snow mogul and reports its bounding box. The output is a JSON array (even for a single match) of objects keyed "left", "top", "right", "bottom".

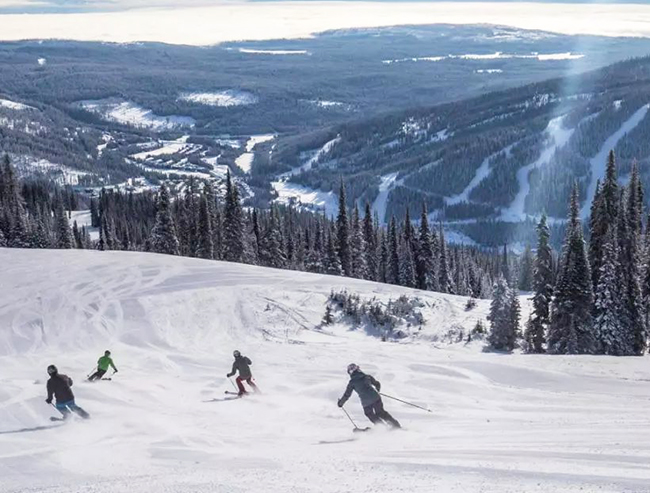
[
  {"left": 45, "top": 365, "right": 90, "bottom": 419},
  {"left": 337, "top": 363, "right": 400, "bottom": 428},
  {"left": 88, "top": 350, "right": 118, "bottom": 381},
  {"left": 226, "top": 350, "right": 258, "bottom": 397}
]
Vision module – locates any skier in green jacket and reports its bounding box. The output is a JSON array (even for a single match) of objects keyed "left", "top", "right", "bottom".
[{"left": 88, "top": 350, "right": 118, "bottom": 381}]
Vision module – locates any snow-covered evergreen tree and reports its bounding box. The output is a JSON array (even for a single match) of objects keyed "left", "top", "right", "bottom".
[
  {"left": 54, "top": 201, "right": 73, "bottom": 249},
  {"left": 363, "top": 203, "right": 378, "bottom": 281},
  {"left": 438, "top": 225, "right": 454, "bottom": 294},
  {"left": 150, "top": 184, "right": 180, "bottom": 256},
  {"left": 222, "top": 171, "right": 244, "bottom": 262},
  {"left": 197, "top": 195, "right": 214, "bottom": 260},
  {"left": 336, "top": 180, "right": 352, "bottom": 276},
  {"left": 518, "top": 245, "right": 534, "bottom": 292},
  {"left": 324, "top": 229, "right": 343, "bottom": 276},
  {"left": 593, "top": 228, "right": 626, "bottom": 354},
  {"left": 548, "top": 185, "right": 594, "bottom": 354},
  {"left": 416, "top": 204, "right": 436, "bottom": 290},
  {"left": 259, "top": 206, "right": 287, "bottom": 268},
  {"left": 350, "top": 206, "right": 368, "bottom": 279},
  {"left": 524, "top": 214, "right": 553, "bottom": 353},
  {"left": 487, "top": 276, "right": 517, "bottom": 352},
  {"left": 388, "top": 217, "right": 400, "bottom": 284}
]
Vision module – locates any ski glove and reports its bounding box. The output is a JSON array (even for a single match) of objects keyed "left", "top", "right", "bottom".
[
  {"left": 337, "top": 399, "right": 344, "bottom": 408},
  {"left": 226, "top": 373, "right": 233, "bottom": 378},
  {"left": 45, "top": 398, "right": 52, "bottom": 404}
]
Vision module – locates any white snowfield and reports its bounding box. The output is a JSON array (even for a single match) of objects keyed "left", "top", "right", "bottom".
[
  {"left": 2, "top": 249, "right": 650, "bottom": 492},
  {"left": 179, "top": 90, "right": 258, "bottom": 107}
]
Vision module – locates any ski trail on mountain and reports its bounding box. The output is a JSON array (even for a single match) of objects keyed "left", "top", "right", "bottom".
[{"left": 581, "top": 104, "right": 650, "bottom": 218}]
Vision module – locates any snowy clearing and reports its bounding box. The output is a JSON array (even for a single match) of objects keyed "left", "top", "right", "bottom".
[
  {"left": 235, "top": 134, "right": 275, "bottom": 173},
  {"left": 179, "top": 90, "right": 258, "bottom": 107},
  {"left": 382, "top": 52, "right": 584, "bottom": 64},
  {"left": 70, "top": 210, "right": 99, "bottom": 241},
  {"left": 272, "top": 179, "right": 338, "bottom": 218},
  {"left": 80, "top": 99, "right": 195, "bottom": 131},
  {"left": 285, "top": 136, "right": 340, "bottom": 178},
  {"left": 238, "top": 48, "right": 309, "bottom": 55},
  {"left": 0, "top": 98, "right": 34, "bottom": 111},
  {"left": 129, "top": 136, "right": 199, "bottom": 161},
  {"left": 11, "top": 156, "right": 89, "bottom": 186},
  {"left": 3, "top": 249, "right": 650, "bottom": 492}
]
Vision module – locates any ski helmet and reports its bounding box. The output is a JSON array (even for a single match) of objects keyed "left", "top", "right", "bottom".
[
  {"left": 347, "top": 363, "right": 359, "bottom": 375},
  {"left": 105, "top": 350, "right": 111, "bottom": 356},
  {"left": 47, "top": 365, "right": 58, "bottom": 375},
  {"left": 233, "top": 350, "right": 241, "bottom": 357}
]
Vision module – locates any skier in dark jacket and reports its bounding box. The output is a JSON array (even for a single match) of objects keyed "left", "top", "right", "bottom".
[
  {"left": 337, "top": 363, "right": 400, "bottom": 428},
  {"left": 226, "top": 350, "right": 258, "bottom": 396},
  {"left": 45, "top": 365, "right": 90, "bottom": 419}
]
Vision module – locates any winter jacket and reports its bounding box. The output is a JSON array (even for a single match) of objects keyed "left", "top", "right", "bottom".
[
  {"left": 47, "top": 374, "right": 75, "bottom": 403},
  {"left": 97, "top": 355, "right": 117, "bottom": 372},
  {"left": 228, "top": 356, "right": 252, "bottom": 379},
  {"left": 339, "top": 370, "right": 381, "bottom": 408}
]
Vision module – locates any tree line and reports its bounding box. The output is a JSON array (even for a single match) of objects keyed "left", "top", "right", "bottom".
[{"left": 489, "top": 150, "right": 650, "bottom": 356}]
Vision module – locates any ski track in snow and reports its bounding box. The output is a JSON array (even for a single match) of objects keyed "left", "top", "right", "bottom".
[
  {"left": 3, "top": 250, "right": 650, "bottom": 492},
  {"left": 235, "top": 134, "right": 275, "bottom": 173},
  {"left": 371, "top": 172, "right": 400, "bottom": 224},
  {"left": 580, "top": 104, "right": 650, "bottom": 218},
  {"left": 501, "top": 116, "right": 574, "bottom": 222}
]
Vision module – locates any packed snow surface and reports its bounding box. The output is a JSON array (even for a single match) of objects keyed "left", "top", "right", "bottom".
[
  {"left": 80, "top": 99, "right": 195, "bottom": 131},
  {"left": 3, "top": 249, "right": 650, "bottom": 492},
  {"left": 179, "top": 90, "right": 258, "bottom": 107},
  {"left": 272, "top": 180, "right": 338, "bottom": 218}
]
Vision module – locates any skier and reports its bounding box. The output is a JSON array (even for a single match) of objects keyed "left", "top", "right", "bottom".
[
  {"left": 45, "top": 365, "right": 90, "bottom": 419},
  {"left": 88, "top": 350, "right": 118, "bottom": 381},
  {"left": 337, "top": 363, "right": 400, "bottom": 428},
  {"left": 226, "top": 350, "right": 258, "bottom": 396}
]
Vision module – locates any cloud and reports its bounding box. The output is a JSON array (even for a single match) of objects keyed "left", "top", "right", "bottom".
[{"left": 0, "top": 2, "right": 649, "bottom": 44}]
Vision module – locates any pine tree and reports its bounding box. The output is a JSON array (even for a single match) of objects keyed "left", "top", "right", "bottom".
[
  {"left": 518, "top": 245, "right": 534, "bottom": 291},
  {"left": 305, "top": 224, "right": 324, "bottom": 273},
  {"left": 617, "top": 180, "right": 646, "bottom": 355},
  {"left": 150, "top": 184, "right": 180, "bottom": 256},
  {"left": 222, "top": 170, "right": 244, "bottom": 262},
  {"left": 54, "top": 202, "right": 73, "bottom": 249},
  {"left": 488, "top": 276, "right": 517, "bottom": 352},
  {"left": 399, "top": 239, "right": 416, "bottom": 288},
  {"left": 438, "top": 225, "right": 454, "bottom": 294},
  {"left": 259, "top": 206, "right": 287, "bottom": 268},
  {"left": 524, "top": 214, "right": 553, "bottom": 353},
  {"left": 388, "top": 217, "right": 400, "bottom": 284},
  {"left": 336, "top": 179, "right": 352, "bottom": 276},
  {"left": 363, "top": 203, "right": 378, "bottom": 281},
  {"left": 350, "top": 206, "right": 368, "bottom": 279},
  {"left": 197, "top": 195, "right": 214, "bottom": 260},
  {"left": 548, "top": 185, "right": 594, "bottom": 354},
  {"left": 593, "top": 228, "right": 626, "bottom": 355},
  {"left": 416, "top": 204, "right": 436, "bottom": 290},
  {"left": 324, "top": 230, "right": 343, "bottom": 276}
]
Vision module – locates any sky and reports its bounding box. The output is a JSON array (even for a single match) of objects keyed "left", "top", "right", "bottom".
[
  {"left": 1, "top": 1, "right": 649, "bottom": 44},
  {"left": 0, "top": 0, "right": 640, "bottom": 14}
]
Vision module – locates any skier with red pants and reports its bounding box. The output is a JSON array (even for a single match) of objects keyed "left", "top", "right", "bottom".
[
  {"left": 45, "top": 365, "right": 90, "bottom": 419},
  {"left": 226, "top": 350, "right": 258, "bottom": 396},
  {"left": 337, "top": 363, "right": 400, "bottom": 428}
]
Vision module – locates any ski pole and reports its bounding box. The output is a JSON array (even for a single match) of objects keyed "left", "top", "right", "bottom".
[
  {"left": 228, "top": 377, "right": 238, "bottom": 391},
  {"left": 341, "top": 406, "right": 362, "bottom": 430},
  {"left": 380, "top": 393, "right": 432, "bottom": 413},
  {"left": 86, "top": 368, "right": 96, "bottom": 378}
]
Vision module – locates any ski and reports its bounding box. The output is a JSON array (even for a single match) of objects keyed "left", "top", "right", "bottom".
[
  {"left": 101, "top": 378, "right": 112, "bottom": 381},
  {"left": 224, "top": 391, "right": 244, "bottom": 397},
  {"left": 353, "top": 427, "right": 372, "bottom": 433},
  {"left": 50, "top": 416, "right": 66, "bottom": 422}
]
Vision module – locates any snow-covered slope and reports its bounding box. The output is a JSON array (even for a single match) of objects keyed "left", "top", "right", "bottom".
[{"left": 2, "top": 249, "right": 650, "bottom": 493}]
